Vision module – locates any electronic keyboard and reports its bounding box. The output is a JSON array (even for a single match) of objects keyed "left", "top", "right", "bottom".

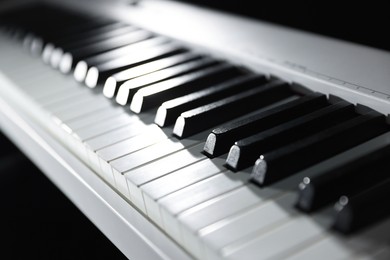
[{"left": 1, "top": 0, "right": 390, "bottom": 259}]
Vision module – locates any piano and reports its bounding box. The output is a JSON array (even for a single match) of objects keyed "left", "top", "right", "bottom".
[{"left": 0, "top": 0, "right": 390, "bottom": 259}]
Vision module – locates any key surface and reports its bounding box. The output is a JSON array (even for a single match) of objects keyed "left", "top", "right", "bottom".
[
  {"left": 203, "top": 92, "right": 327, "bottom": 157},
  {"left": 201, "top": 193, "right": 298, "bottom": 259},
  {"left": 226, "top": 101, "right": 356, "bottom": 171},
  {"left": 72, "top": 37, "right": 170, "bottom": 80},
  {"left": 110, "top": 133, "right": 203, "bottom": 174},
  {"left": 55, "top": 24, "right": 137, "bottom": 51},
  {"left": 72, "top": 113, "right": 141, "bottom": 141},
  {"left": 173, "top": 80, "right": 294, "bottom": 138},
  {"left": 107, "top": 52, "right": 202, "bottom": 101},
  {"left": 124, "top": 143, "right": 206, "bottom": 210},
  {"left": 285, "top": 218, "right": 390, "bottom": 260},
  {"left": 222, "top": 208, "right": 333, "bottom": 260},
  {"left": 96, "top": 126, "right": 170, "bottom": 162},
  {"left": 62, "top": 106, "right": 125, "bottom": 131},
  {"left": 130, "top": 63, "right": 245, "bottom": 113},
  {"left": 155, "top": 74, "right": 269, "bottom": 127},
  {"left": 158, "top": 171, "right": 251, "bottom": 242},
  {"left": 251, "top": 111, "right": 389, "bottom": 186},
  {"left": 85, "top": 121, "right": 156, "bottom": 152},
  {"left": 141, "top": 158, "right": 224, "bottom": 214},
  {"left": 297, "top": 141, "right": 390, "bottom": 212},
  {"left": 333, "top": 178, "right": 390, "bottom": 234},
  {"left": 104, "top": 57, "right": 218, "bottom": 99},
  {"left": 85, "top": 43, "right": 186, "bottom": 88},
  {"left": 67, "top": 29, "right": 153, "bottom": 60}
]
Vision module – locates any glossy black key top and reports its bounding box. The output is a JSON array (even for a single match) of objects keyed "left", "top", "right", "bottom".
[
  {"left": 49, "top": 25, "right": 140, "bottom": 68},
  {"left": 251, "top": 111, "right": 389, "bottom": 186},
  {"left": 72, "top": 37, "right": 169, "bottom": 79},
  {"left": 40, "top": 19, "right": 116, "bottom": 50},
  {"left": 155, "top": 74, "right": 269, "bottom": 127},
  {"left": 173, "top": 80, "right": 294, "bottom": 138},
  {"left": 297, "top": 142, "right": 390, "bottom": 212},
  {"left": 112, "top": 52, "right": 202, "bottom": 106},
  {"left": 130, "top": 64, "right": 245, "bottom": 113},
  {"left": 103, "top": 56, "right": 214, "bottom": 99},
  {"left": 44, "top": 22, "right": 145, "bottom": 65},
  {"left": 333, "top": 178, "right": 390, "bottom": 234},
  {"left": 108, "top": 52, "right": 202, "bottom": 102},
  {"left": 203, "top": 92, "right": 328, "bottom": 157},
  {"left": 35, "top": 22, "right": 127, "bottom": 55},
  {"left": 53, "top": 23, "right": 135, "bottom": 50},
  {"left": 226, "top": 101, "right": 356, "bottom": 171},
  {"left": 85, "top": 43, "right": 186, "bottom": 88}
]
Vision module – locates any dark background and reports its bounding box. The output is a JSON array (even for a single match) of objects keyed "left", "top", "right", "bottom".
[
  {"left": 175, "top": 0, "right": 390, "bottom": 52},
  {"left": 0, "top": 132, "right": 127, "bottom": 260}
]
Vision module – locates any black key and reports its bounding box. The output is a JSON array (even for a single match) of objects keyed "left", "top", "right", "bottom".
[
  {"left": 51, "top": 23, "right": 133, "bottom": 49},
  {"left": 297, "top": 141, "right": 390, "bottom": 212},
  {"left": 203, "top": 92, "right": 328, "bottom": 157},
  {"left": 155, "top": 74, "right": 269, "bottom": 127},
  {"left": 69, "top": 29, "right": 153, "bottom": 59},
  {"left": 85, "top": 43, "right": 186, "bottom": 88},
  {"left": 42, "top": 20, "right": 125, "bottom": 64},
  {"left": 130, "top": 64, "right": 245, "bottom": 113},
  {"left": 226, "top": 101, "right": 356, "bottom": 171},
  {"left": 57, "top": 29, "right": 152, "bottom": 71},
  {"left": 49, "top": 25, "right": 140, "bottom": 68},
  {"left": 103, "top": 56, "right": 213, "bottom": 99},
  {"left": 108, "top": 52, "right": 202, "bottom": 102},
  {"left": 26, "top": 19, "right": 109, "bottom": 57},
  {"left": 72, "top": 37, "right": 169, "bottom": 78},
  {"left": 35, "top": 21, "right": 120, "bottom": 54},
  {"left": 173, "top": 80, "right": 294, "bottom": 138},
  {"left": 14, "top": 10, "right": 100, "bottom": 44},
  {"left": 251, "top": 111, "right": 389, "bottom": 186},
  {"left": 333, "top": 178, "right": 390, "bottom": 234}
]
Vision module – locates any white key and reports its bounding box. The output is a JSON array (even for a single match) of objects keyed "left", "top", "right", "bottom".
[
  {"left": 178, "top": 164, "right": 318, "bottom": 258},
  {"left": 97, "top": 125, "right": 170, "bottom": 162},
  {"left": 110, "top": 135, "right": 202, "bottom": 174},
  {"left": 43, "top": 89, "right": 99, "bottom": 113},
  {"left": 5, "top": 64, "right": 49, "bottom": 83},
  {"left": 22, "top": 75, "right": 76, "bottom": 100},
  {"left": 199, "top": 192, "right": 297, "bottom": 260},
  {"left": 285, "top": 218, "right": 390, "bottom": 260},
  {"left": 158, "top": 172, "right": 250, "bottom": 242},
  {"left": 16, "top": 73, "right": 69, "bottom": 94},
  {"left": 72, "top": 113, "right": 143, "bottom": 141},
  {"left": 96, "top": 127, "right": 170, "bottom": 185},
  {"left": 142, "top": 157, "right": 225, "bottom": 224},
  {"left": 84, "top": 122, "right": 160, "bottom": 183},
  {"left": 108, "top": 136, "right": 199, "bottom": 193},
  {"left": 62, "top": 106, "right": 125, "bottom": 131},
  {"left": 85, "top": 121, "right": 155, "bottom": 152},
  {"left": 115, "top": 52, "right": 199, "bottom": 104},
  {"left": 38, "top": 87, "right": 89, "bottom": 107},
  {"left": 177, "top": 183, "right": 285, "bottom": 258},
  {"left": 52, "top": 96, "right": 110, "bottom": 122},
  {"left": 221, "top": 208, "right": 333, "bottom": 260},
  {"left": 123, "top": 142, "right": 206, "bottom": 212}
]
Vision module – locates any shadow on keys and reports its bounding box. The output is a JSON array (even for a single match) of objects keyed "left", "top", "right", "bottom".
[{"left": 0, "top": 131, "right": 127, "bottom": 260}]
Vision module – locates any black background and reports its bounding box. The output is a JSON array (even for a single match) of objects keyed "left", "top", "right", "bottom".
[
  {"left": 175, "top": 0, "right": 390, "bottom": 52},
  {"left": 0, "top": 132, "right": 127, "bottom": 260}
]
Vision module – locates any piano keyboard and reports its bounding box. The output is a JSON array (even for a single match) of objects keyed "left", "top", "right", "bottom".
[{"left": 1, "top": 2, "right": 390, "bottom": 259}]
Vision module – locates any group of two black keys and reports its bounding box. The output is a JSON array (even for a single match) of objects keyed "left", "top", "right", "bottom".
[{"left": 4, "top": 3, "right": 390, "bottom": 234}]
